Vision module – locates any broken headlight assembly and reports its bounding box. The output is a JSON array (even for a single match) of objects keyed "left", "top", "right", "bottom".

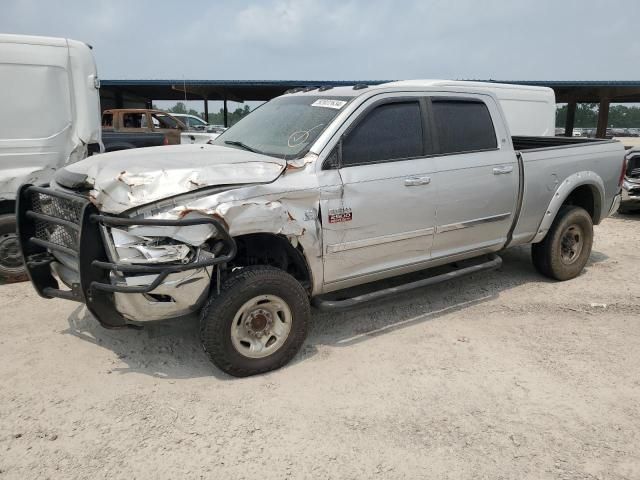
[
  {"left": 85, "top": 213, "right": 236, "bottom": 296},
  {"left": 109, "top": 228, "right": 193, "bottom": 264},
  {"left": 103, "top": 222, "right": 218, "bottom": 265}
]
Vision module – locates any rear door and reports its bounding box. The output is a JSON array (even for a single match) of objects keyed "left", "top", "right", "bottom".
[
  {"left": 320, "top": 96, "right": 438, "bottom": 285},
  {"left": 430, "top": 95, "right": 518, "bottom": 258}
]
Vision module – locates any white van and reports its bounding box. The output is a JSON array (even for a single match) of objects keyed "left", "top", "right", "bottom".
[
  {"left": 0, "top": 34, "right": 101, "bottom": 280},
  {"left": 386, "top": 80, "right": 556, "bottom": 137}
]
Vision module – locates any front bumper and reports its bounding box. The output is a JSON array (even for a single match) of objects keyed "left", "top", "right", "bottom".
[{"left": 17, "top": 184, "right": 236, "bottom": 328}]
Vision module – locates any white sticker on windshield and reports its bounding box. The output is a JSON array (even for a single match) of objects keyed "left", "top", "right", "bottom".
[{"left": 311, "top": 99, "right": 347, "bottom": 110}]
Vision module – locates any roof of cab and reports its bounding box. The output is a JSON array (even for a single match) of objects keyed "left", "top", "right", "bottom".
[
  {"left": 384, "top": 79, "right": 554, "bottom": 93},
  {"left": 284, "top": 79, "right": 554, "bottom": 99}
]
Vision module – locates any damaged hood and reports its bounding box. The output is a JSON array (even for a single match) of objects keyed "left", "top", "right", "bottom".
[{"left": 56, "top": 144, "right": 287, "bottom": 213}]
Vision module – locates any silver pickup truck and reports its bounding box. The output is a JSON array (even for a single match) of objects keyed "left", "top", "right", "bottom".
[{"left": 17, "top": 81, "right": 625, "bottom": 376}]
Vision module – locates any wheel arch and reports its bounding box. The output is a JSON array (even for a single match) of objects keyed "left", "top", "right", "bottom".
[
  {"left": 532, "top": 171, "right": 604, "bottom": 243},
  {"left": 229, "top": 232, "right": 314, "bottom": 294}
]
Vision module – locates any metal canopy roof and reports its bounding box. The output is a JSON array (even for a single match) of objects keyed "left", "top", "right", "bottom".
[
  {"left": 100, "top": 79, "right": 390, "bottom": 102},
  {"left": 100, "top": 79, "right": 640, "bottom": 103}
]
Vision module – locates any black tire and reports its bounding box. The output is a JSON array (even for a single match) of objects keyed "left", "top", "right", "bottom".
[
  {"left": 0, "top": 214, "right": 27, "bottom": 283},
  {"left": 618, "top": 204, "right": 636, "bottom": 215},
  {"left": 200, "top": 266, "right": 310, "bottom": 377},
  {"left": 531, "top": 205, "right": 593, "bottom": 281}
]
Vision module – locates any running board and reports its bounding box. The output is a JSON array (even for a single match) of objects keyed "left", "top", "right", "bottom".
[{"left": 312, "top": 254, "right": 502, "bottom": 311}]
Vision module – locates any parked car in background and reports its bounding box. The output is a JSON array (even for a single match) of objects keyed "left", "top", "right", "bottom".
[
  {"left": 18, "top": 80, "right": 625, "bottom": 376},
  {"left": 171, "top": 113, "right": 210, "bottom": 130},
  {"left": 102, "top": 109, "right": 183, "bottom": 145},
  {"left": 99, "top": 113, "right": 169, "bottom": 152},
  {"left": 172, "top": 114, "right": 227, "bottom": 138},
  {"left": 620, "top": 148, "right": 640, "bottom": 213},
  {"left": 0, "top": 34, "right": 101, "bottom": 281},
  {"left": 102, "top": 109, "right": 219, "bottom": 145}
]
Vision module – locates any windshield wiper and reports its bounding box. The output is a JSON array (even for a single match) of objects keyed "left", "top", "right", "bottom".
[{"left": 224, "top": 140, "right": 260, "bottom": 153}]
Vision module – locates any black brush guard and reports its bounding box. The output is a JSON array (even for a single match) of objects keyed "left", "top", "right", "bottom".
[{"left": 17, "top": 184, "right": 236, "bottom": 328}]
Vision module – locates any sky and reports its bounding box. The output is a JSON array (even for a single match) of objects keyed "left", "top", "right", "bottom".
[{"left": 2, "top": 0, "right": 640, "bottom": 82}]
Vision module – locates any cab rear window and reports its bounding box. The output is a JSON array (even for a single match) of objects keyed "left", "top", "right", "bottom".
[{"left": 431, "top": 100, "right": 497, "bottom": 154}]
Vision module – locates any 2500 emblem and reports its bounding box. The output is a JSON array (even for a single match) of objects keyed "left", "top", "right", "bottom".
[{"left": 328, "top": 207, "right": 352, "bottom": 223}]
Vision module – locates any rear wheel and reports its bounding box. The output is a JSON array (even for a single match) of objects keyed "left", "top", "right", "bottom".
[
  {"left": 0, "top": 214, "right": 27, "bottom": 282},
  {"left": 531, "top": 206, "right": 593, "bottom": 281},
  {"left": 200, "top": 266, "right": 310, "bottom": 377}
]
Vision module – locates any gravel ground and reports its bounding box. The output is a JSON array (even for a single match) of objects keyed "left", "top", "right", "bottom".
[{"left": 1, "top": 214, "right": 639, "bottom": 480}]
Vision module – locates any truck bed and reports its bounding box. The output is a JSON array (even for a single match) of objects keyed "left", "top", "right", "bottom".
[
  {"left": 512, "top": 135, "right": 615, "bottom": 151},
  {"left": 510, "top": 135, "right": 624, "bottom": 247}
]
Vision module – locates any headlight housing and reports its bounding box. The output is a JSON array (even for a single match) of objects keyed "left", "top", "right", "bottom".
[
  {"left": 109, "top": 228, "right": 193, "bottom": 264},
  {"left": 103, "top": 220, "right": 218, "bottom": 265}
]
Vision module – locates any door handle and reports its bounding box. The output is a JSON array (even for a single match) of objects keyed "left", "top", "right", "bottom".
[
  {"left": 493, "top": 166, "right": 514, "bottom": 175},
  {"left": 404, "top": 176, "right": 431, "bottom": 186}
]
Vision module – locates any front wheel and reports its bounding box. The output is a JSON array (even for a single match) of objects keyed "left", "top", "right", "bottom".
[
  {"left": 531, "top": 206, "right": 593, "bottom": 281},
  {"left": 0, "top": 214, "right": 27, "bottom": 282},
  {"left": 200, "top": 266, "right": 310, "bottom": 377}
]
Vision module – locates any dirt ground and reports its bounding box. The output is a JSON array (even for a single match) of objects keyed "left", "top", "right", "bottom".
[{"left": 1, "top": 214, "right": 639, "bottom": 480}]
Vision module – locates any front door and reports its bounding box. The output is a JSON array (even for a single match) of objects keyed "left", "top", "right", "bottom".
[
  {"left": 320, "top": 98, "right": 438, "bottom": 285},
  {"left": 149, "top": 112, "right": 182, "bottom": 145}
]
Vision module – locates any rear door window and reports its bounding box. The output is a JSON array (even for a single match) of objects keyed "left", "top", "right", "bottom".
[
  {"left": 431, "top": 99, "right": 497, "bottom": 154},
  {"left": 342, "top": 101, "right": 424, "bottom": 166},
  {"left": 122, "top": 113, "right": 145, "bottom": 129}
]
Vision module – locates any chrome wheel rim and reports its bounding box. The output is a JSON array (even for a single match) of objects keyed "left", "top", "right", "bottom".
[
  {"left": 230, "top": 294, "right": 292, "bottom": 359},
  {"left": 0, "top": 232, "right": 24, "bottom": 272},
  {"left": 560, "top": 224, "right": 584, "bottom": 265}
]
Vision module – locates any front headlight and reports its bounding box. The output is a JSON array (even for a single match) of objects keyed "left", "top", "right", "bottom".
[
  {"left": 109, "top": 228, "right": 194, "bottom": 264},
  {"left": 103, "top": 218, "right": 219, "bottom": 265}
]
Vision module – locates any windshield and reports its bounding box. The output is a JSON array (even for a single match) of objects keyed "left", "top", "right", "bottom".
[{"left": 213, "top": 95, "right": 352, "bottom": 159}]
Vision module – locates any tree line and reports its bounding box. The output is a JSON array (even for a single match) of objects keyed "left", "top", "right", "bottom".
[
  {"left": 157, "top": 102, "right": 252, "bottom": 126},
  {"left": 555, "top": 103, "right": 640, "bottom": 128}
]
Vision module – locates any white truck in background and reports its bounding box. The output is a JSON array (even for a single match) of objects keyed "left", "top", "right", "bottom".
[
  {"left": 0, "top": 34, "right": 101, "bottom": 281},
  {"left": 390, "top": 80, "right": 557, "bottom": 137}
]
